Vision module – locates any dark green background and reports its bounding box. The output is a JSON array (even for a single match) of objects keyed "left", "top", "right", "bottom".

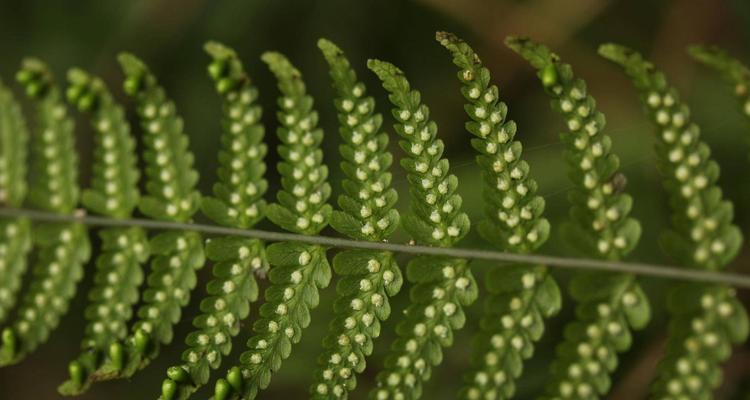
[{"left": 1, "top": 0, "right": 750, "bottom": 398}]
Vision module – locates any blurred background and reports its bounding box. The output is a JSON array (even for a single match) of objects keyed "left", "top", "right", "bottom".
[{"left": 1, "top": 0, "right": 750, "bottom": 398}]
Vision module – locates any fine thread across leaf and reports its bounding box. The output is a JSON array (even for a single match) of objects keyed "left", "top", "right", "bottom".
[
  {"left": 599, "top": 43, "right": 749, "bottom": 399},
  {"left": 437, "top": 32, "right": 562, "bottom": 400},
  {"left": 0, "top": 78, "right": 31, "bottom": 324},
  {"left": 0, "top": 59, "right": 91, "bottom": 366},
  {"left": 4, "top": 206, "right": 750, "bottom": 289},
  {"left": 58, "top": 68, "right": 151, "bottom": 395},
  {"left": 310, "top": 38, "right": 403, "bottom": 400},
  {"left": 507, "top": 37, "right": 650, "bottom": 400},
  {"left": 160, "top": 42, "right": 269, "bottom": 400},
  {"left": 214, "top": 51, "right": 332, "bottom": 400},
  {"left": 367, "top": 59, "right": 478, "bottom": 400},
  {"left": 90, "top": 54, "right": 206, "bottom": 382}
]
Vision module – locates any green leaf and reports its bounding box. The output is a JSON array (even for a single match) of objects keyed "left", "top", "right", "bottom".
[
  {"left": 509, "top": 37, "right": 649, "bottom": 400},
  {"left": 329, "top": 210, "right": 366, "bottom": 241},
  {"left": 370, "top": 257, "right": 475, "bottom": 400},
  {"left": 0, "top": 218, "right": 31, "bottom": 325},
  {"left": 535, "top": 274, "right": 562, "bottom": 317},
  {"left": 201, "top": 41, "right": 267, "bottom": 230},
  {"left": 90, "top": 231, "right": 204, "bottom": 382},
  {"left": 0, "top": 78, "right": 30, "bottom": 208},
  {"left": 162, "top": 236, "right": 265, "bottom": 400},
  {"left": 622, "top": 285, "right": 650, "bottom": 330},
  {"left": 368, "top": 58, "right": 469, "bottom": 247},
  {"left": 118, "top": 52, "right": 201, "bottom": 223},
  {"left": 265, "top": 203, "right": 299, "bottom": 234},
  {"left": 217, "top": 244, "right": 330, "bottom": 400},
  {"left": 437, "top": 33, "right": 564, "bottom": 399},
  {"left": 600, "top": 43, "right": 746, "bottom": 398},
  {"left": 66, "top": 68, "right": 140, "bottom": 218},
  {"left": 1, "top": 223, "right": 90, "bottom": 367},
  {"left": 2, "top": 60, "right": 90, "bottom": 368},
  {"left": 17, "top": 58, "right": 79, "bottom": 213},
  {"left": 260, "top": 51, "right": 331, "bottom": 236},
  {"left": 59, "top": 227, "right": 149, "bottom": 395}
]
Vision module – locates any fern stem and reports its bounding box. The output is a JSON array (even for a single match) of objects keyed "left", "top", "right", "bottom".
[{"left": 3, "top": 206, "right": 750, "bottom": 289}]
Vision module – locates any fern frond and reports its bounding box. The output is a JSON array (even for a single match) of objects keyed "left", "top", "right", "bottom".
[
  {"left": 214, "top": 52, "right": 332, "bottom": 400},
  {"left": 19, "top": 59, "right": 80, "bottom": 213},
  {"left": 688, "top": 46, "right": 750, "bottom": 93},
  {"left": 164, "top": 236, "right": 265, "bottom": 400},
  {"left": 367, "top": 59, "right": 477, "bottom": 400},
  {"left": 0, "top": 78, "right": 32, "bottom": 324},
  {"left": 68, "top": 68, "right": 141, "bottom": 218},
  {"left": 309, "top": 38, "right": 403, "bottom": 399},
  {"left": 599, "top": 43, "right": 748, "bottom": 399},
  {"left": 437, "top": 32, "right": 561, "bottom": 400},
  {"left": 507, "top": 37, "right": 650, "bottom": 399},
  {"left": 1, "top": 59, "right": 91, "bottom": 366},
  {"left": 119, "top": 52, "right": 202, "bottom": 222},
  {"left": 318, "top": 39, "right": 399, "bottom": 243},
  {"left": 160, "top": 42, "right": 268, "bottom": 400},
  {"left": 90, "top": 54, "right": 206, "bottom": 381},
  {"left": 0, "top": 219, "right": 30, "bottom": 325},
  {"left": 688, "top": 45, "right": 750, "bottom": 157},
  {"left": 57, "top": 68, "right": 151, "bottom": 395},
  {"left": 200, "top": 41, "right": 268, "bottom": 229},
  {"left": 0, "top": 78, "right": 29, "bottom": 209}
]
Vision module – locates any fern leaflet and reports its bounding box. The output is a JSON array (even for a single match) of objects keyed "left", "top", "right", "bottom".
[
  {"left": 214, "top": 51, "right": 332, "bottom": 400},
  {"left": 0, "top": 77, "right": 32, "bottom": 325},
  {"left": 89, "top": 53, "right": 205, "bottom": 382},
  {"left": 507, "top": 37, "right": 650, "bottom": 399},
  {"left": 600, "top": 43, "right": 748, "bottom": 399},
  {"left": 309, "top": 38, "right": 403, "bottom": 400},
  {"left": 59, "top": 68, "right": 150, "bottom": 395},
  {"left": 688, "top": 45, "right": 750, "bottom": 159},
  {"left": 160, "top": 41, "right": 269, "bottom": 400},
  {"left": 0, "top": 59, "right": 91, "bottom": 366},
  {"left": 367, "top": 59, "right": 477, "bottom": 400},
  {"left": 437, "top": 32, "right": 562, "bottom": 400}
]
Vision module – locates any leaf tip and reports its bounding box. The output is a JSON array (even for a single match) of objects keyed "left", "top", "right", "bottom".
[
  {"left": 117, "top": 52, "right": 145, "bottom": 76},
  {"left": 503, "top": 35, "right": 525, "bottom": 52},
  {"left": 597, "top": 43, "right": 632, "bottom": 66},
  {"left": 204, "top": 40, "right": 235, "bottom": 60},
  {"left": 435, "top": 30, "right": 456, "bottom": 46}
]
